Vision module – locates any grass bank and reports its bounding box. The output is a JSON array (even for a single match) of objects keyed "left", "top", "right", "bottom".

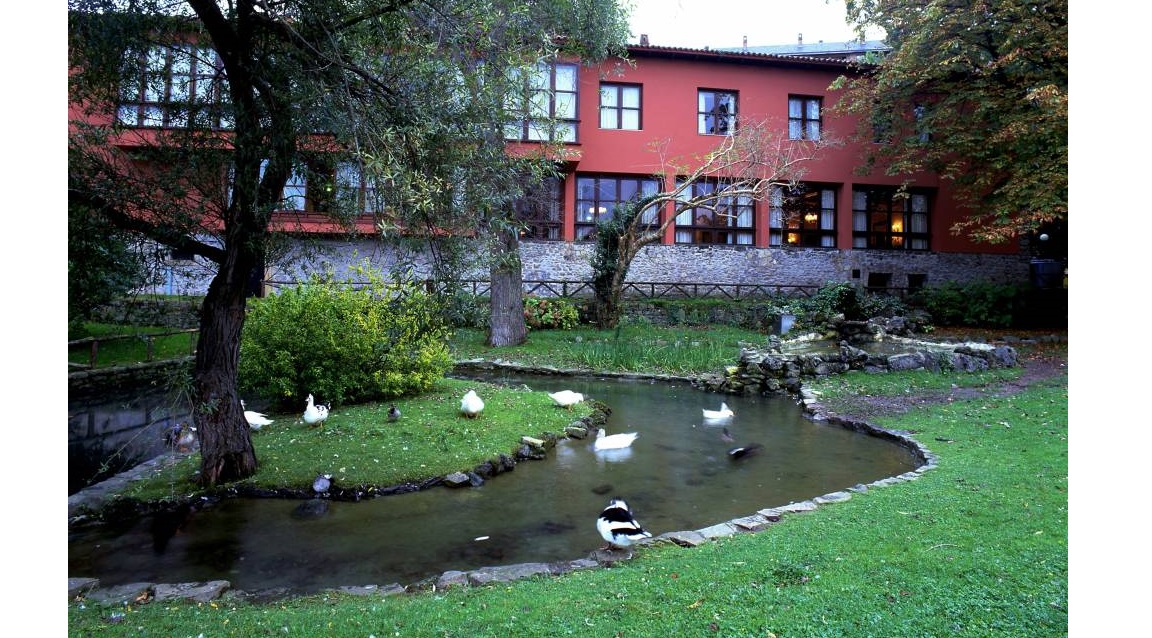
[{"left": 68, "top": 326, "right": 1069, "bottom": 636}]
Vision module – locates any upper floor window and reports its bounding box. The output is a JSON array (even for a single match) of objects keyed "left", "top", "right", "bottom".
[
  {"left": 788, "top": 95, "right": 821, "bottom": 141},
  {"left": 118, "top": 44, "right": 231, "bottom": 130},
  {"left": 575, "top": 175, "right": 661, "bottom": 241},
  {"left": 698, "top": 90, "right": 737, "bottom": 135},
  {"left": 504, "top": 61, "right": 578, "bottom": 143},
  {"left": 335, "top": 162, "right": 383, "bottom": 216},
  {"left": 872, "top": 104, "right": 929, "bottom": 145},
  {"left": 852, "top": 187, "right": 930, "bottom": 250},
  {"left": 600, "top": 83, "right": 641, "bottom": 130},
  {"left": 769, "top": 184, "right": 837, "bottom": 247},
  {"left": 514, "top": 176, "right": 564, "bottom": 240},
  {"left": 913, "top": 103, "right": 931, "bottom": 144},
  {"left": 674, "top": 180, "right": 754, "bottom": 245}
]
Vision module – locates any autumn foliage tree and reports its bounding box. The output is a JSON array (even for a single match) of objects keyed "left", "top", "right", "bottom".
[{"left": 836, "top": 0, "right": 1067, "bottom": 244}]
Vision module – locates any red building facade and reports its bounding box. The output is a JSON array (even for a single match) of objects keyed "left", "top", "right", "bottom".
[
  {"left": 506, "top": 44, "right": 1009, "bottom": 258},
  {"left": 73, "top": 40, "right": 1030, "bottom": 297}
]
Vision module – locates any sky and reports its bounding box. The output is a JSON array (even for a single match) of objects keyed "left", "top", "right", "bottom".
[{"left": 624, "top": 0, "right": 886, "bottom": 49}]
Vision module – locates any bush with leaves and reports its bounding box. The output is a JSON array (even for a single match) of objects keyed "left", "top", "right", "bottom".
[
  {"left": 523, "top": 295, "right": 580, "bottom": 330},
  {"left": 910, "top": 282, "right": 1022, "bottom": 328},
  {"left": 792, "top": 281, "right": 865, "bottom": 328},
  {"left": 238, "top": 264, "right": 453, "bottom": 410}
]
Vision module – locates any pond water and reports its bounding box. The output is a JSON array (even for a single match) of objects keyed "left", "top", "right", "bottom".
[{"left": 68, "top": 373, "right": 919, "bottom": 596}]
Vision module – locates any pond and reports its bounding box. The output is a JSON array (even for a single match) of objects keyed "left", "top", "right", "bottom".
[{"left": 68, "top": 372, "right": 920, "bottom": 596}]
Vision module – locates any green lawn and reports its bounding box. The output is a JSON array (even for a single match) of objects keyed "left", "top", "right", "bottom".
[{"left": 67, "top": 325, "right": 1069, "bottom": 637}]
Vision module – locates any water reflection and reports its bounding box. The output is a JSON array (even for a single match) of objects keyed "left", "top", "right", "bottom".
[
  {"left": 68, "top": 389, "right": 191, "bottom": 495},
  {"left": 68, "top": 373, "right": 919, "bottom": 596}
]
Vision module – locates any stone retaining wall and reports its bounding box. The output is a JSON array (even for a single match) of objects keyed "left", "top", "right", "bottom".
[
  {"left": 140, "top": 237, "right": 1032, "bottom": 297},
  {"left": 68, "top": 358, "right": 193, "bottom": 399},
  {"left": 695, "top": 337, "right": 1019, "bottom": 396}
]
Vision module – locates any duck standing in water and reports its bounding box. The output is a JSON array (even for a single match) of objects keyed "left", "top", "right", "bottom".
[
  {"left": 727, "top": 443, "right": 763, "bottom": 460},
  {"left": 303, "top": 394, "right": 330, "bottom": 428},
  {"left": 592, "top": 428, "right": 639, "bottom": 451},
  {"left": 596, "top": 497, "right": 652, "bottom": 550},
  {"left": 460, "top": 389, "right": 484, "bottom": 418},
  {"left": 702, "top": 402, "right": 735, "bottom": 422}
]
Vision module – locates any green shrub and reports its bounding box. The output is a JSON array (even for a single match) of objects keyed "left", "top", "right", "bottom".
[
  {"left": 442, "top": 291, "right": 489, "bottom": 329},
  {"left": 523, "top": 295, "right": 579, "bottom": 330},
  {"left": 911, "top": 282, "right": 1022, "bottom": 328},
  {"left": 238, "top": 263, "right": 454, "bottom": 409},
  {"left": 793, "top": 281, "right": 865, "bottom": 329}
]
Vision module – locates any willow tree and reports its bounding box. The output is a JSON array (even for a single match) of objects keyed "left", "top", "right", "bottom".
[
  {"left": 589, "top": 122, "right": 832, "bottom": 329},
  {"left": 837, "top": 0, "right": 1068, "bottom": 244},
  {"left": 68, "top": 0, "right": 628, "bottom": 487}
]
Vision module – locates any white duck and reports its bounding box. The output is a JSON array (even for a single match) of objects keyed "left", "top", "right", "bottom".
[
  {"left": 303, "top": 394, "right": 330, "bottom": 427},
  {"left": 596, "top": 497, "right": 652, "bottom": 550},
  {"left": 593, "top": 428, "right": 639, "bottom": 451},
  {"left": 548, "top": 390, "right": 585, "bottom": 409},
  {"left": 702, "top": 402, "right": 735, "bottom": 421},
  {"left": 460, "top": 389, "right": 484, "bottom": 418},
  {"left": 241, "top": 400, "right": 274, "bottom": 430}
]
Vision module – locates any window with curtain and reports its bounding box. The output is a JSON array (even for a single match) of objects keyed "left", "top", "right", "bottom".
[
  {"left": 851, "top": 187, "right": 931, "bottom": 250},
  {"left": 118, "top": 44, "right": 231, "bottom": 130},
  {"left": 674, "top": 179, "right": 754, "bottom": 245},
  {"left": 600, "top": 83, "right": 642, "bottom": 130},
  {"left": 768, "top": 184, "right": 837, "bottom": 247},
  {"left": 574, "top": 175, "right": 661, "bottom": 241},
  {"left": 335, "top": 162, "right": 383, "bottom": 216},
  {"left": 504, "top": 61, "right": 579, "bottom": 143},
  {"left": 514, "top": 176, "right": 564, "bottom": 240},
  {"left": 788, "top": 95, "right": 822, "bottom": 141},
  {"left": 698, "top": 90, "right": 737, "bottom": 135},
  {"left": 253, "top": 158, "right": 343, "bottom": 213}
]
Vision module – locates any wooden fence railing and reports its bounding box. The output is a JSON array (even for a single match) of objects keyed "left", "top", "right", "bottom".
[
  {"left": 265, "top": 279, "right": 826, "bottom": 300},
  {"left": 68, "top": 328, "right": 199, "bottom": 370}
]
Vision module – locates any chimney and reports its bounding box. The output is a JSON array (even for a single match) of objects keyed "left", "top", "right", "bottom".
[
  {"left": 798, "top": 33, "right": 803, "bottom": 46},
  {"left": 640, "top": 33, "right": 649, "bottom": 46}
]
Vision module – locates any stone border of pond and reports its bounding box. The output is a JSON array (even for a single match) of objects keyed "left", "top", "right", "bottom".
[{"left": 69, "top": 356, "right": 950, "bottom": 606}]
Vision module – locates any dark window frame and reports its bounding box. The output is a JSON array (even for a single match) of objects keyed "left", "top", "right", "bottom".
[
  {"left": 787, "top": 95, "right": 822, "bottom": 141},
  {"left": 674, "top": 179, "right": 755, "bottom": 245},
  {"left": 505, "top": 61, "right": 579, "bottom": 143},
  {"left": 118, "top": 43, "right": 231, "bottom": 130},
  {"left": 851, "top": 187, "right": 931, "bottom": 251},
  {"left": 574, "top": 174, "right": 662, "bottom": 241},
  {"left": 769, "top": 184, "right": 837, "bottom": 248},
  {"left": 698, "top": 89, "right": 738, "bottom": 136},
  {"left": 599, "top": 82, "right": 642, "bottom": 131},
  {"left": 514, "top": 175, "right": 564, "bottom": 241}
]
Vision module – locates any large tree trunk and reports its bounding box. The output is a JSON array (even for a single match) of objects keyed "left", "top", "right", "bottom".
[
  {"left": 192, "top": 253, "right": 258, "bottom": 487},
  {"left": 487, "top": 227, "right": 528, "bottom": 347}
]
